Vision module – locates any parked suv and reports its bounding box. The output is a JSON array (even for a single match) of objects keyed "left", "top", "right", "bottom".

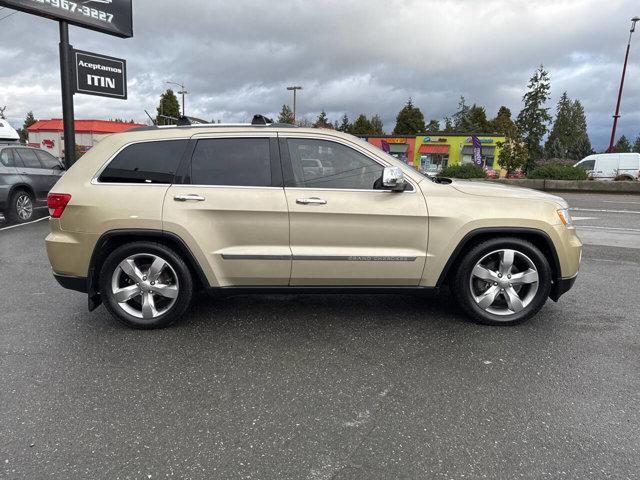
[
  {"left": 46, "top": 123, "right": 581, "bottom": 328},
  {"left": 1, "top": 145, "right": 65, "bottom": 223}
]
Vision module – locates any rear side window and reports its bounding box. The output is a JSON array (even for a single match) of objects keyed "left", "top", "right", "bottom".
[
  {"left": 99, "top": 140, "right": 188, "bottom": 184},
  {"left": 190, "top": 138, "right": 271, "bottom": 187},
  {"left": 15, "top": 148, "right": 42, "bottom": 168}
]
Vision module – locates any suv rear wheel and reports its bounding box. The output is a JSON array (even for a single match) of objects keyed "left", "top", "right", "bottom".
[
  {"left": 6, "top": 189, "right": 34, "bottom": 224},
  {"left": 99, "top": 242, "right": 193, "bottom": 329},
  {"left": 451, "top": 237, "right": 552, "bottom": 326}
]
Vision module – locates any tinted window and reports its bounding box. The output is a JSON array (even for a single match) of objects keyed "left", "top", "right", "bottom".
[
  {"left": 191, "top": 138, "right": 271, "bottom": 187},
  {"left": 0, "top": 149, "right": 14, "bottom": 167},
  {"left": 35, "top": 150, "right": 61, "bottom": 169},
  {"left": 100, "top": 140, "right": 188, "bottom": 184},
  {"left": 15, "top": 148, "right": 42, "bottom": 168},
  {"left": 287, "top": 139, "right": 383, "bottom": 190},
  {"left": 577, "top": 159, "right": 595, "bottom": 170}
]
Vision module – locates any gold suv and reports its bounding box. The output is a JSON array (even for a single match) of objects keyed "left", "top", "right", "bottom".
[{"left": 46, "top": 122, "right": 582, "bottom": 328}]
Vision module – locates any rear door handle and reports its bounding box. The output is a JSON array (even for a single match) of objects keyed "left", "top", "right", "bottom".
[
  {"left": 174, "top": 194, "right": 206, "bottom": 202},
  {"left": 296, "top": 197, "right": 327, "bottom": 205}
]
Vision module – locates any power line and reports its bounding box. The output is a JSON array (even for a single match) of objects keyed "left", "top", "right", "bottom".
[{"left": 0, "top": 11, "right": 18, "bottom": 22}]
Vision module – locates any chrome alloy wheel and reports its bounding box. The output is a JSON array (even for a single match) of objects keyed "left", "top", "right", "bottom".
[
  {"left": 16, "top": 194, "right": 33, "bottom": 221},
  {"left": 469, "top": 249, "right": 539, "bottom": 316},
  {"left": 111, "top": 253, "right": 179, "bottom": 320}
]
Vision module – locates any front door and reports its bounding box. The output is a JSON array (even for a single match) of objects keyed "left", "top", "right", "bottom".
[
  {"left": 280, "top": 135, "right": 428, "bottom": 286},
  {"left": 163, "top": 134, "right": 291, "bottom": 287}
]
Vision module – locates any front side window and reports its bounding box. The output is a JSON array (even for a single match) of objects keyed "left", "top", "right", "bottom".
[
  {"left": 287, "top": 139, "right": 383, "bottom": 190},
  {"left": 577, "top": 159, "right": 595, "bottom": 171},
  {"left": 190, "top": 138, "right": 271, "bottom": 187},
  {"left": 99, "top": 140, "right": 188, "bottom": 184},
  {"left": 15, "top": 148, "right": 42, "bottom": 168},
  {"left": 35, "top": 150, "right": 61, "bottom": 169}
]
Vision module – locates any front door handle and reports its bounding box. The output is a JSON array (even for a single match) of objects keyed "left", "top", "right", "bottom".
[
  {"left": 296, "top": 197, "right": 327, "bottom": 205},
  {"left": 174, "top": 194, "right": 206, "bottom": 202}
]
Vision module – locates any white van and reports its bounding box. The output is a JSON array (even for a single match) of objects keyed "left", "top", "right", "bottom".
[{"left": 574, "top": 153, "right": 640, "bottom": 181}]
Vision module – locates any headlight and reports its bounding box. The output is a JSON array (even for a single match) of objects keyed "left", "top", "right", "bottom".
[{"left": 557, "top": 208, "right": 574, "bottom": 227}]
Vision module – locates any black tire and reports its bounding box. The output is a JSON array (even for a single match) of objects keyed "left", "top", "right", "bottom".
[
  {"left": 99, "top": 241, "right": 193, "bottom": 329},
  {"left": 451, "top": 237, "right": 553, "bottom": 326},
  {"left": 6, "top": 189, "right": 35, "bottom": 224}
]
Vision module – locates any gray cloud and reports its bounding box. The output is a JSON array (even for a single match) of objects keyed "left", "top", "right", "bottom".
[{"left": 0, "top": 0, "right": 638, "bottom": 149}]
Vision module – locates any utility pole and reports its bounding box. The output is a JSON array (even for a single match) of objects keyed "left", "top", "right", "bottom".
[
  {"left": 608, "top": 16, "right": 639, "bottom": 153},
  {"left": 59, "top": 21, "right": 76, "bottom": 169},
  {"left": 287, "top": 86, "right": 303, "bottom": 124},
  {"left": 166, "top": 81, "right": 188, "bottom": 117}
]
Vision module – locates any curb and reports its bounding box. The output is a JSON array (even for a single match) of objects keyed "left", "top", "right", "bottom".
[{"left": 476, "top": 178, "right": 640, "bottom": 194}]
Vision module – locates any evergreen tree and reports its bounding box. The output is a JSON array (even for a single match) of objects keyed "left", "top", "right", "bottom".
[
  {"left": 156, "top": 89, "right": 181, "bottom": 125},
  {"left": 544, "top": 93, "right": 592, "bottom": 160},
  {"left": 544, "top": 92, "right": 573, "bottom": 159},
  {"left": 338, "top": 114, "right": 351, "bottom": 133},
  {"left": 567, "top": 100, "right": 592, "bottom": 160},
  {"left": 393, "top": 99, "right": 426, "bottom": 135},
  {"left": 633, "top": 134, "right": 640, "bottom": 153},
  {"left": 467, "top": 104, "right": 491, "bottom": 133},
  {"left": 614, "top": 135, "right": 632, "bottom": 153},
  {"left": 277, "top": 104, "right": 295, "bottom": 124},
  {"left": 370, "top": 114, "right": 385, "bottom": 135},
  {"left": 516, "top": 65, "right": 552, "bottom": 169},
  {"left": 18, "top": 111, "right": 37, "bottom": 143},
  {"left": 453, "top": 96, "right": 471, "bottom": 131},
  {"left": 426, "top": 119, "right": 440, "bottom": 131},
  {"left": 313, "top": 110, "right": 332, "bottom": 129},
  {"left": 443, "top": 117, "right": 454, "bottom": 133},
  {"left": 351, "top": 114, "right": 373, "bottom": 135},
  {"left": 491, "top": 106, "right": 514, "bottom": 136}
]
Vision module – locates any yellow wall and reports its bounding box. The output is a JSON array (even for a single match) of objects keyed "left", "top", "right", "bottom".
[{"left": 413, "top": 134, "right": 506, "bottom": 171}]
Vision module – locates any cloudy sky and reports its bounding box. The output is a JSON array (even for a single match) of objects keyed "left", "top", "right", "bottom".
[{"left": 0, "top": 0, "right": 638, "bottom": 149}]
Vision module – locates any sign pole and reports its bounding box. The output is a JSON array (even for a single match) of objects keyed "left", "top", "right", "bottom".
[{"left": 59, "top": 21, "right": 76, "bottom": 169}]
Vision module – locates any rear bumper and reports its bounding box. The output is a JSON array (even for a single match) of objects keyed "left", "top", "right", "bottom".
[
  {"left": 549, "top": 274, "right": 577, "bottom": 302},
  {"left": 53, "top": 273, "right": 88, "bottom": 293}
]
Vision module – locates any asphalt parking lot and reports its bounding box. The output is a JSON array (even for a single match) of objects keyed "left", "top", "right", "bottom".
[{"left": 1, "top": 192, "right": 639, "bottom": 479}]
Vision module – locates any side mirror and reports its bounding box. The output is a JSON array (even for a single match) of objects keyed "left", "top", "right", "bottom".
[{"left": 382, "top": 166, "right": 406, "bottom": 192}]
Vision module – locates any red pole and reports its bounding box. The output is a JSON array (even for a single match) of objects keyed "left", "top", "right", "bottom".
[{"left": 608, "top": 21, "right": 637, "bottom": 153}]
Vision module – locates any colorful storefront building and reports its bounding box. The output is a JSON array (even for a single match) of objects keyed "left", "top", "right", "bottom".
[{"left": 364, "top": 133, "right": 506, "bottom": 174}]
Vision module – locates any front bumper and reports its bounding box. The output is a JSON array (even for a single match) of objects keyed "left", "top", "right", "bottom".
[{"left": 549, "top": 274, "right": 578, "bottom": 302}]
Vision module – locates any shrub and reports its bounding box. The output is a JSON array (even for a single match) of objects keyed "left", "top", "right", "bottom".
[
  {"left": 438, "top": 164, "right": 487, "bottom": 179},
  {"left": 527, "top": 164, "right": 587, "bottom": 180}
]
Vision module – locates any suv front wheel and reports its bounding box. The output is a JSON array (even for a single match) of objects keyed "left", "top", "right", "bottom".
[
  {"left": 451, "top": 238, "right": 553, "bottom": 326},
  {"left": 99, "top": 242, "right": 193, "bottom": 329}
]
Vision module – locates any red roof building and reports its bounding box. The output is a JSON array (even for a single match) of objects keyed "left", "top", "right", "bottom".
[{"left": 27, "top": 119, "right": 144, "bottom": 158}]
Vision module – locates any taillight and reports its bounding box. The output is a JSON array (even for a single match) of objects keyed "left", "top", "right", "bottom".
[{"left": 47, "top": 193, "right": 72, "bottom": 218}]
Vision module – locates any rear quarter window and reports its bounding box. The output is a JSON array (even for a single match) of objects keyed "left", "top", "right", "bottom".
[{"left": 99, "top": 140, "right": 188, "bottom": 184}]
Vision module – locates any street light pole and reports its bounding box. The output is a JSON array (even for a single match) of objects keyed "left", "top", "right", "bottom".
[
  {"left": 166, "top": 81, "right": 189, "bottom": 117},
  {"left": 287, "top": 86, "right": 303, "bottom": 124},
  {"left": 608, "top": 16, "right": 639, "bottom": 153}
]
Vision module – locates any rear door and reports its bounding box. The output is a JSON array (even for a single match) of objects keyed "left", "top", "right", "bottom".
[
  {"left": 163, "top": 133, "right": 291, "bottom": 287},
  {"left": 280, "top": 134, "right": 428, "bottom": 286},
  {"left": 12, "top": 148, "right": 51, "bottom": 201}
]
